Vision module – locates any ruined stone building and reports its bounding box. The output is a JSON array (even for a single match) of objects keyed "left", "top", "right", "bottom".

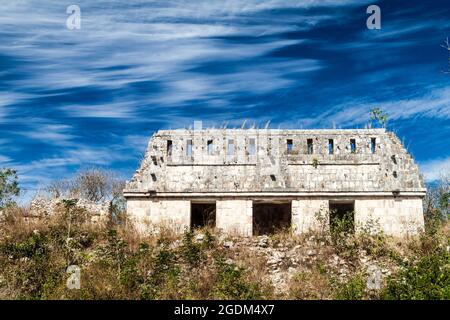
[{"left": 124, "top": 128, "right": 426, "bottom": 237}]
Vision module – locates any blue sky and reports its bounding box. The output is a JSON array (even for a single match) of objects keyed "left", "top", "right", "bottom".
[{"left": 0, "top": 0, "right": 449, "bottom": 200}]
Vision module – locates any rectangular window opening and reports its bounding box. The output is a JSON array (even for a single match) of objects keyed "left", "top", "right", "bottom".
[
  {"left": 328, "top": 139, "right": 334, "bottom": 155},
  {"left": 227, "top": 139, "right": 235, "bottom": 155},
  {"left": 253, "top": 202, "right": 292, "bottom": 236},
  {"left": 329, "top": 201, "right": 355, "bottom": 234},
  {"left": 186, "top": 139, "right": 193, "bottom": 156},
  {"left": 307, "top": 139, "right": 313, "bottom": 154},
  {"left": 287, "top": 139, "right": 293, "bottom": 154},
  {"left": 207, "top": 139, "right": 214, "bottom": 155},
  {"left": 370, "top": 138, "right": 376, "bottom": 154},
  {"left": 350, "top": 139, "right": 356, "bottom": 153},
  {"left": 248, "top": 138, "right": 256, "bottom": 155},
  {"left": 167, "top": 140, "right": 173, "bottom": 156},
  {"left": 191, "top": 202, "right": 216, "bottom": 229}
]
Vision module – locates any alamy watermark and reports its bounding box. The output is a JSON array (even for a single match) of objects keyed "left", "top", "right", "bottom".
[
  {"left": 366, "top": 5, "right": 381, "bottom": 30},
  {"left": 65, "top": 5, "right": 380, "bottom": 31},
  {"left": 66, "top": 5, "right": 81, "bottom": 30}
]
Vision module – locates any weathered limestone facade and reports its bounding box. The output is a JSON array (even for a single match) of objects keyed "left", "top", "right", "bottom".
[
  {"left": 28, "top": 197, "right": 111, "bottom": 224},
  {"left": 124, "top": 128, "right": 426, "bottom": 237}
]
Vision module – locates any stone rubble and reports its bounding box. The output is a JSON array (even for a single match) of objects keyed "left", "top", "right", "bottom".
[
  {"left": 195, "top": 233, "right": 205, "bottom": 242},
  {"left": 28, "top": 197, "right": 111, "bottom": 222},
  {"left": 216, "top": 234, "right": 395, "bottom": 295}
]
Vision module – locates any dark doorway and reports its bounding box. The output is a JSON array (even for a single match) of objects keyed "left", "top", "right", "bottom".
[
  {"left": 191, "top": 202, "right": 216, "bottom": 228},
  {"left": 253, "top": 202, "right": 292, "bottom": 235},
  {"left": 329, "top": 201, "right": 355, "bottom": 234}
]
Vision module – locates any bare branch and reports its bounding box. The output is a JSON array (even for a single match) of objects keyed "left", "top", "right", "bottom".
[
  {"left": 441, "top": 37, "right": 450, "bottom": 50},
  {"left": 442, "top": 38, "right": 450, "bottom": 74}
]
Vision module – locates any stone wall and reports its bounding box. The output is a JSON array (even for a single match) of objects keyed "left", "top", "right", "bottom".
[
  {"left": 125, "top": 128, "right": 426, "bottom": 237},
  {"left": 127, "top": 198, "right": 190, "bottom": 234},
  {"left": 216, "top": 200, "right": 252, "bottom": 236},
  {"left": 354, "top": 197, "right": 425, "bottom": 236},
  {"left": 29, "top": 197, "right": 111, "bottom": 223},
  {"left": 290, "top": 197, "right": 424, "bottom": 237},
  {"left": 125, "top": 128, "right": 425, "bottom": 195},
  {"left": 129, "top": 197, "right": 424, "bottom": 237},
  {"left": 292, "top": 199, "right": 329, "bottom": 234}
]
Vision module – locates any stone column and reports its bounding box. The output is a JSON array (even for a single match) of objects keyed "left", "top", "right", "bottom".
[
  {"left": 292, "top": 199, "right": 329, "bottom": 234},
  {"left": 216, "top": 199, "right": 253, "bottom": 236},
  {"left": 354, "top": 197, "right": 424, "bottom": 236},
  {"left": 127, "top": 199, "right": 190, "bottom": 234}
]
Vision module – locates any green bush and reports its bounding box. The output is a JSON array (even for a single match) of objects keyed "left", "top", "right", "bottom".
[
  {"left": 0, "top": 231, "right": 65, "bottom": 299},
  {"left": 0, "top": 168, "right": 20, "bottom": 209},
  {"left": 212, "top": 256, "right": 263, "bottom": 300},
  {"left": 140, "top": 237, "right": 180, "bottom": 300},
  {"left": 334, "top": 274, "right": 366, "bottom": 300},
  {"left": 180, "top": 230, "right": 204, "bottom": 267},
  {"left": 382, "top": 249, "right": 450, "bottom": 300}
]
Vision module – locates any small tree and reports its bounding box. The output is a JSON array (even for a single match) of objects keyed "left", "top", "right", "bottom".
[
  {"left": 0, "top": 168, "right": 20, "bottom": 209},
  {"left": 110, "top": 178, "right": 126, "bottom": 222},
  {"left": 73, "top": 168, "right": 110, "bottom": 202},
  {"left": 47, "top": 179, "right": 73, "bottom": 198},
  {"left": 424, "top": 172, "right": 449, "bottom": 235},
  {"left": 369, "top": 107, "right": 389, "bottom": 128},
  {"left": 47, "top": 168, "right": 126, "bottom": 220}
]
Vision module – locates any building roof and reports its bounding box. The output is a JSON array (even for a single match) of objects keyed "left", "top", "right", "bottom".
[{"left": 124, "top": 128, "right": 426, "bottom": 197}]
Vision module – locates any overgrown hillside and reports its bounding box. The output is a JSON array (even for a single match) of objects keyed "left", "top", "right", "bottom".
[
  {"left": 0, "top": 204, "right": 448, "bottom": 300},
  {"left": 0, "top": 168, "right": 448, "bottom": 300}
]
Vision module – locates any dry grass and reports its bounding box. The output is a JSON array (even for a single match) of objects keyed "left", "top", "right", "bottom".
[
  {"left": 0, "top": 205, "right": 449, "bottom": 300},
  {"left": 288, "top": 268, "right": 333, "bottom": 300}
]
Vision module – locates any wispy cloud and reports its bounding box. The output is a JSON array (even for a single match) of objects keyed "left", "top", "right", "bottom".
[
  {"left": 305, "top": 86, "right": 450, "bottom": 128},
  {"left": 0, "top": 0, "right": 449, "bottom": 196},
  {"left": 15, "top": 123, "right": 77, "bottom": 147},
  {"left": 0, "top": 0, "right": 354, "bottom": 123},
  {"left": 420, "top": 157, "right": 450, "bottom": 182},
  {"left": 0, "top": 155, "right": 12, "bottom": 165}
]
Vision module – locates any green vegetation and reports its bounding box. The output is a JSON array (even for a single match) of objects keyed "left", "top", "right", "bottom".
[
  {"left": 334, "top": 274, "right": 366, "bottom": 300},
  {"left": 0, "top": 168, "right": 449, "bottom": 300},
  {"left": 1, "top": 204, "right": 447, "bottom": 300},
  {"left": 0, "top": 168, "right": 20, "bottom": 209},
  {"left": 0, "top": 204, "right": 269, "bottom": 299},
  {"left": 382, "top": 248, "right": 450, "bottom": 299},
  {"left": 369, "top": 107, "right": 389, "bottom": 128}
]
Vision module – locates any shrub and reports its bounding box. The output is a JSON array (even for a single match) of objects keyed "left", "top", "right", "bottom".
[
  {"left": 333, "top": 274, "right": 366, "bottom": 300},
  {"left": 381, "top": 249, "right": 450, "bottom": 300},
  {"left": 180, "top": 230, "right": 204, "bottom": 268},
  {"left": 0, "top": 230, "right": 65, "bottom": 299},
  {"left": 212, "top": 256, "right": 263, "bottom": 300},
  {"left": 0, "top": 168, "right": 20, "bottom": 209},
  {"left": 140, "top": 239, "right": 180, "bottom": 300},
  {"left": 330, "top": 212, "right": 358, "bottom": 259}
]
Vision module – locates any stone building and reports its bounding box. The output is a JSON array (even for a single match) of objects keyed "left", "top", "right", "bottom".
[{"left": 124, "top": 127, "right": 426, "bottom": 237}]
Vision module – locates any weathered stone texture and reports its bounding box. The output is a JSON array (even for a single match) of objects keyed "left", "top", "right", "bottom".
[
  {"left": 126, "top": 129, "right": 424, "bottom": 193},
  {"left": 124, "top": 128, "right": 426, "bottom": 237},
  {"left": 354, "top": 198, "right": 425, "bottom": 236},
  {"left": 127, "top": 199, "right": 190, "bottom": 233},
  {"left": 292, "top": 199, "right": 329, "bottom": 234},
  {"left": 29, "top": 197, "right": 111, "bottom": 223},
  {"left": 216, "top": 200, "right": 252, "bottom": 236}
]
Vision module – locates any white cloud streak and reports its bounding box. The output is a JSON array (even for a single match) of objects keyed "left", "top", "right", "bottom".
[
  {"left": 304, "top": 86, "right": 450, "bottom": 128},
  {"left": 419, "top": 157, "right": 450, "bottom": 182},
  {"left": 0, "top": 0, "right": 362, "bottom": 121}
]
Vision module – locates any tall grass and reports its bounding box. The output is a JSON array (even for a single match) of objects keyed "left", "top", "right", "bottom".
[{"left": 0, "top": 205, "right": 448, "bottom": 300}]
